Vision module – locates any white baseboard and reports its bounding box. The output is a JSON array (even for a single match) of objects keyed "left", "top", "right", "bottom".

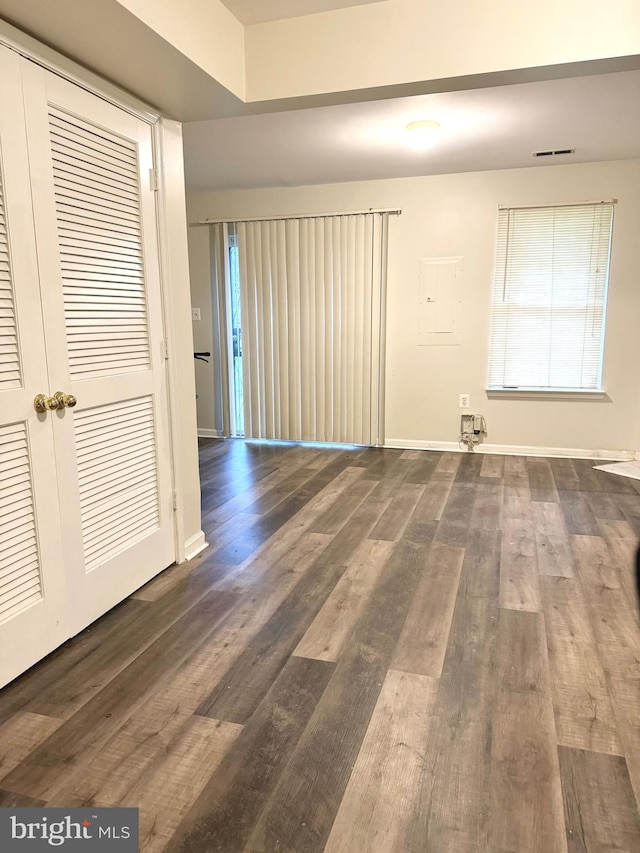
[
  {"left": 184, "top": 530, "right": 208, "bottom": 562},
  {"left": 198, "top": 428, "right": 225, "bottom": 439},
  {"left": 384, "top": 438, "right": 635, "bottom": 461}
]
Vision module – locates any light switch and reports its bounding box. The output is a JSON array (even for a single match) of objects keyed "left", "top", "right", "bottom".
[{"left": 191, "top": 307, "right": 201, "bottom": 321}]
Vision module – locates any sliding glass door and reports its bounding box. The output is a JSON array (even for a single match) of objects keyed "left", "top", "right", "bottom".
[{"left": 211, "top": 212, "right": 390, "bottom": 446}]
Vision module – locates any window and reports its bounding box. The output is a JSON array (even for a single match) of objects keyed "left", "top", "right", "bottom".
[{"left": 488, "top": 202, "right": 614, "bottom": 392}]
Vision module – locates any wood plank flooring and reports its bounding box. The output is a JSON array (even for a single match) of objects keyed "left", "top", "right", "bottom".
[{"left": 2, "top": 439, "right": 640, "bottom": 852}]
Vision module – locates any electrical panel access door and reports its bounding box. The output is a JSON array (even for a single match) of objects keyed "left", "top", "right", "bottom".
[
  {"left": 0, "top": 47, "right": 68, "bottom": 688},
  {"left": 21, "top": 62, "right": 176, "bottom": 636}
]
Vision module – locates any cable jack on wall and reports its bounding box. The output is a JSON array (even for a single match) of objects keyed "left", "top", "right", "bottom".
[{"left": 460, "top": 414, "right": 487, "bottom": 451}]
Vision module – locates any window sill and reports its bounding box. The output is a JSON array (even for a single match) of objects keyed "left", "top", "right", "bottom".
[{"left": 486, "top": 388, "right": 610, "bottom": 402}]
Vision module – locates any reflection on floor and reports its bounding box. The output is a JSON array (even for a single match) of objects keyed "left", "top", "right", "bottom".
[{"left": 594, "top": 460, "right": 640, "bottom": 481}]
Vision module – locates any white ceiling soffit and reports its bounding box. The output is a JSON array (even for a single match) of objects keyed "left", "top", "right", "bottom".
[
  {"left": 183, "top": 70, "right": 640, "bottom": 190},
  {"left": 221, "top": 0, "right": 387, "bottom": 26},
  {"left": 0, "top": 0, "right": 245, "bottom": 120},
  {"left": 0, "top": 1, "right": 638, "bottom": 122}
]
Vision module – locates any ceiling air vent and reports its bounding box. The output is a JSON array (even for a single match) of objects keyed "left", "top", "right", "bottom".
[{"left": 533, "top": 148, "right": 576, "bottom": 157}]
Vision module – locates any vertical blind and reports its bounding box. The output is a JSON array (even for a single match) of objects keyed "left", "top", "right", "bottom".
[
  {"left": 488, "top": 202, "right": 614, "bottom": 390},
  {"left": 223, "top": 213, "right": 389, "bottom": 445}
]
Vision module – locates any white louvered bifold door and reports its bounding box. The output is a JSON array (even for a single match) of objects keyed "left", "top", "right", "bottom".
[
  {"left": 0, "top": 47, "right": 68, "bottom": 689},
  {"left": 22, "top": 63, "right": 175, "bottom": 633}
]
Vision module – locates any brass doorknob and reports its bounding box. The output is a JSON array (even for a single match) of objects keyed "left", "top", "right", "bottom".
[
  {"left": 34, "top": 394, "right": 60, "bottom": 413},
  {"left": 53, "top": 391, "right": 77, "bottom": 409}
]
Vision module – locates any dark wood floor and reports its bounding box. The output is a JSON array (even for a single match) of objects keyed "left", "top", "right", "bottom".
[{"left": 2, "top": 440, "right": 640, "bottom": 852}]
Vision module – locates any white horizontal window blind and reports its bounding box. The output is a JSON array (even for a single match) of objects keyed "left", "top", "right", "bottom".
[{"left": 488, "top": 202, "right": 614, "bottom": 391}]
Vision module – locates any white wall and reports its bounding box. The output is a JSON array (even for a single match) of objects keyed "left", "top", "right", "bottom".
[
  {"left": 188, "top": 159, "right": 640, "bottom": 457},
  {"left": 246, "top": 0, "right": 640, "bottom": 102},
  {"left": 116, "top": 0, "right": 245, "bottom": 99}
]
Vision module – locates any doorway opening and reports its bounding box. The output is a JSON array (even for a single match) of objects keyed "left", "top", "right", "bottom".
[{"left": 211, "top": 212, "right": 390, "bottom": 444}]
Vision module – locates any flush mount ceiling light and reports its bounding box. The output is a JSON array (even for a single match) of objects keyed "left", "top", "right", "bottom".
[{"left": 405, "top": 120, "right": 441, "bottom": 151}]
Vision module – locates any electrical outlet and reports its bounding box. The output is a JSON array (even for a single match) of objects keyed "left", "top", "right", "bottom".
[
  {"left": 191, "top": 307, "right": 201, "bottom": 321},
  {"left": 459, "top": 393, "right": 470, "bottom": 409}
]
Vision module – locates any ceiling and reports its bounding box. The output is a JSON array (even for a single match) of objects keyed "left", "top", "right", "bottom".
[
  {"left": 183, "top": 70, "right": 640, "bottom": 191},
  {"left": 220, "top": 0, "right": 387, "bottom": 25}
]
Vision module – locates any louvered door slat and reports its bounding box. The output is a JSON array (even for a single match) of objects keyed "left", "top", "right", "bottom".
[
  {"left": 0, "top": 591, "right": 42, "bottom": 624},
  {"left": 69, "top": 351, "right": 149, "bottom": 369},
  {"left": 59, "top": 230, "right": 142, "bottom": 253},
  {"left": 71, "top": 362, "right": 150, "bottom": 380},
  {"left": 1, "top": 550, "right": 38, "bottom": 581},
  {"left": 53, "top": 165, "right": 140, "bottom": 198},
  {"left": 2, "top": 529, "right": 38, "bottom": 557},
  {"left": 3, "top": 464, "right": 30, "bottom": 483},
  {"left": 0, "top": 422, "right": 42, "bottom": 623},
  {"left": 3, "top": 475, "right": 31, "bottom": 495},
  {"left": 65, "top": 317, "right": 148, "bottom": 328},
  {"left": 56, "top": 202, "right": 141, "bottom": 233},
  {"left": 62, "top": 267, "right": 144, "bottom": 282},
  {"left": 50, "top": 136, "right": 138, "bottom": 175},
  {"left": 0, "top": 502, "right": 32, "bottom": 526},
  {"left": 1, "top": 517, "right": 35, "bottom": 543},
  {"left": 74, "top": 397, "right": 160, "bottom": 570},
  {"left": 52, "top": 158, "right": 139, "bottom": 198},
  {"left": 75, "top": 412, "right": 154, "bottom": 446},
  {"left": 54, "top": 172, "right": 140, "bottom": 205},
  {"left": 62, "top": 255, "right": 143, "bottom": 272},
  {"left": 0, "top": 428, "right": 27, "bottom": 445},
  {"left": 80, "top": 460, "right": 157, "bottom": 499},
  {"left": 79, "top": 473, "right": 157, "bottom": 514},
  {"left": 66, "top": 345, "right": 148, "bottom": 362},
  {"left": 79, "top": 451, "right": 157, "bottom": 487},
  {"left": 80, "top": 470, "right": 157, "bottom": 508},
  {"left": 76, "top": 426, "right": 154, "bottom": 460},
  {"left": 2, "top": 443, "right": 29, "bottom": 461},
  {"left": 48, "top": 106, "right": 152, "bottom": 380},
  {"left": 0, "top": 457, "right": 29, "bottom": 477},
  {"left": 77, "top": 441, "right": 156, "bottom": 475},
  {"left": 60, "top": 244, "right": 142, "bottom": 264},
  {"left": 0, "top": 158, "right": 20, "bottom": 392},
  {"left": 54, "top": 188, "right": 141, "bottom": 222},
  {"left": 67, "top": 339, "right": 148, "bottom": 352},
  {"left": 64, "top": 283, "right": 146, "bottom": 298},
  {"left": 0, "top": 570, "right": 42, "bottom": 602},
  {"left": 1, "top": 500, "right": 36, "bottom": 528},
  {"left": 58, "top": 223, "right": 142, "bottom": 249},
  {"left": 65, "top": 295, "right": 146, "bottom": 308},
  {"left": 52, "top": 162, "right": 140, "bottom": 194},
  {"left": 82, "top": 499, "right": 158, "bottom": 548},
  {"left": 56, "top": 210, "right": 140, "bottom": 235},
  {"left": 50, "top": 117, "right": 139, "bottom": 163},
  {"left": 1, "top": 561, "right": 39, "bottom": 590},
  {"left": 75, "top": 411, "right": 153, "bottom": 442},
  {"left": 84, "top": 513, "right": 160, "bottom": 566}
]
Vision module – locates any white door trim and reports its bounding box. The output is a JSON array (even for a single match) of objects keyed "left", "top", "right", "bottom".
[{"left": 153, "top": 118, "right": 206, "bottom": 564}]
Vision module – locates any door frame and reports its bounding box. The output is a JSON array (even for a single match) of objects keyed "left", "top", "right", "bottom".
[{"left": 0, "top": 17, "right": 205, "bottom": 566}]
